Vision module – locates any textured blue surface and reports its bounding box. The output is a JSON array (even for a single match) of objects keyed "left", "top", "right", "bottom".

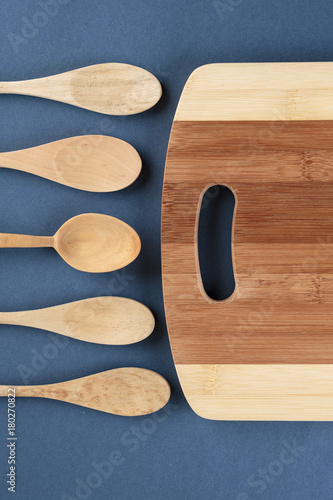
[{"left": 0, "top": 1, "right": 333, "bottom": 499}]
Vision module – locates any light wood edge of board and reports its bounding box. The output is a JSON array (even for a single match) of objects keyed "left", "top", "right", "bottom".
[
  {"left": 175, "top": 61, "right": 333, "bottom": 121},
  {"left": 176, "top": 364, "right": 333, "bottom": 421}
]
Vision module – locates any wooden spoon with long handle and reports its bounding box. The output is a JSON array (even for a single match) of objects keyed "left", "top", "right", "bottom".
[
  {"left": 0, "top": 136, "right": 141, "bottom": 192},
  {"left": 0, "top": 213, "right": 141, "bottom": 273},
  {"left": 1, "top": 368, "right": 171, "bottom": 416},
  {"left": 0, "top": 63, "right": 162, "bottom": 115},
  {"left": 0, "top": 297, "right": 155, "bottom": 345}
]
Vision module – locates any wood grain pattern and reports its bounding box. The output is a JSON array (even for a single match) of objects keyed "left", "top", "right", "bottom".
[
  {"left": 0, "top": 297, "right": 155, "bottom": 345},
  {"left": 0, "top": 368, "right": 171, "bottom": 416},
  {"left": 0, "top": 63, "right": 162, "bottom": 115},
  {"left": 162, "top": 62, "right": 333, "bottom": 420},
  {"left": 0, "top": 136, "right": 141, "bottom": 192},
  {"left": 0, "top": 213, "right": 141, "bottom": 273}
]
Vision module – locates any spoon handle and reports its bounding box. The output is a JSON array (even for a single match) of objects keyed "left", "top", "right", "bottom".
[
  {"left": 0, "top": 311, "right": 28, "bottom": 325},
  {"left": 0, "top": 233, "right": 52, "bottom": 248},
  {"left": 0, "top": 384, "right": 44, "bottom": 397},
  {"left": 0, "top": 80, "right": 42, "bottom": 95}
]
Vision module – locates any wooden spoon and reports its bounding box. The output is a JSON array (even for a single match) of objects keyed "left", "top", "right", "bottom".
[
  {"left": 0, "top": 63, "right": 162, "bottom": 115},
  {"left": 0, "top": 297, "right": 155, "bottom": 345},
  {"left": 0, "top": 368, "right": 171, "bottom": 416},
  {"left": 0, "top": 213, "right": 141, "bottom": 273},
  {"left": 0, "top": 136, "right": 141, "bottom": 192}
]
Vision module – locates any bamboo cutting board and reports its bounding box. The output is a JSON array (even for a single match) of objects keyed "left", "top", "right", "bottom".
[{"left": 162, "top": 62, "right": 333, "bottom": 420}]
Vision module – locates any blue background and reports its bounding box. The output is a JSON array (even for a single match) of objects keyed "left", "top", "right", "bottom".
[{"left": 0, "top": 1, "right": 333, "bottom": 499}]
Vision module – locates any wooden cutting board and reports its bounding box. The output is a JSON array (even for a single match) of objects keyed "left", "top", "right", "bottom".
[{"left": 162, "top": 62, "right": 333, "bottom": 420}]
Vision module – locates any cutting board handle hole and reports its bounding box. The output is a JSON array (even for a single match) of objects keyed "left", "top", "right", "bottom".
[{"left": 197, "top": 185, "right": 235, "bottom": 301}]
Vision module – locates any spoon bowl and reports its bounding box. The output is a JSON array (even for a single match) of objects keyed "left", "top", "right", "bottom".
[{"left": 54, "top": 214, "right": 140, "bottom": 272}]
